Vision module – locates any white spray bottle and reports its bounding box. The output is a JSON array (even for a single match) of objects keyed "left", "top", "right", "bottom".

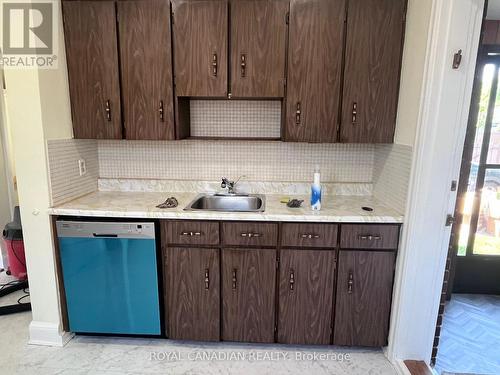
[{"left": 311, "top": 165, "right": 321, "bottom": 211}]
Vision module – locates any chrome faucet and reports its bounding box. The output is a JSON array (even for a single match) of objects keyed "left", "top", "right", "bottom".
[{"left": 221, "top": 176, "right": 245, "bottom": 195}]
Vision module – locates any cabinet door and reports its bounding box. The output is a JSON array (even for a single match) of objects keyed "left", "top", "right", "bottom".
[
  {"left": 222, "top": 249, "right": 276, "bottom": 343},
  {"left": 278, "top": 249, "right": 336, "bottom": 344},
  {"left": 340, "top": 0, "right": 406, "bottom": 143},
  {"left": 230, "top": 0, "right": 288, "bottom": 98},
  {"left": 285, "top": 0, "right": 346, "bottom": 142},
  {"left": 117, "top": 0, "right": 175, "bottom": 140},
  {"left": 166, "top": 247, "right": 220, "bottom": 341},
  {"left": 63, "top": 1, "right": 122, "bottom": 139},
  {"left": 334, "top": 250, "right": 395, "bottom": 347},
  {"left": 172, "top": 0, "right": 228, "bottom": 97}
]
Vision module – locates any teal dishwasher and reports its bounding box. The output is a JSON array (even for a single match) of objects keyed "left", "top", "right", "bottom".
[{"left": 56, "top": 221, "right": 161, "bottom": 335}]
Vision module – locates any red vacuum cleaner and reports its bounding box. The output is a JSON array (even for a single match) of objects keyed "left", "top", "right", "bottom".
[{"left": 0, "top": 207, "right": 31, "bottom": 315}]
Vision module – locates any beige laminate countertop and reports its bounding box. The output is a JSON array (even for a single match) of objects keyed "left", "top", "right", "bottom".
[{"left": 48, "top": 191, "right": 404, "bottom": 223}]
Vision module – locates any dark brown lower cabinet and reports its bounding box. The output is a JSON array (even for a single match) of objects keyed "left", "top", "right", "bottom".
[
  {"left": 222, "top": 249, "right": 277, "bottom": 343},
  {"left": 166, "top": 247, "right": 220, "bottom": 341},
  {"left": 333, "top": 250, "right": 396, "bottom": 347},
  {"left": 278, "top": 249, "right": 336, "bottom": 345}
]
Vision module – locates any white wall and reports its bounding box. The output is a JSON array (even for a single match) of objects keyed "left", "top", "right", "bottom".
[
  {"left": 394, "top": 0, "right": 433, "bottom": 147},
  {"left": 3, "top": 0, "right": 73, "bottom": 345}
]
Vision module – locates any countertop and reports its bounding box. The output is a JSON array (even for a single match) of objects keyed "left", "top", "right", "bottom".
[{"left": 48, "top": 191, "right": 404, "bottom": 223}]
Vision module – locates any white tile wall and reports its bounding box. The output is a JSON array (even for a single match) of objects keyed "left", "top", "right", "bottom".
[
  {"left": 98, "top": 140, "right": 375, "bottom": 183},
  {"left": 373, "top": 144, "right": 413, "bottom": 213},
  {"left": 47, "top": 139, "right": 98, "bottom": 206},
  {"left": 190, "top": 100, "right": 282, "bottom": 138}
]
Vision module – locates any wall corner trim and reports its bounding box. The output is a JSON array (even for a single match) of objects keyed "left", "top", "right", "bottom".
[{"left": 28, "top": 321, "right": 74, "bottom": 347}]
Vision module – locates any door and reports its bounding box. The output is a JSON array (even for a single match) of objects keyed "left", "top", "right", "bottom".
[
  {"left": 285, "top": 0, "right": 345, "bottom": 142},
  {"left": 278, "top": 249, "right": 336, "bottom": 345},
  {"left": 230, "top": 0, "right": 288, "bottom": 98},
  {"left": 452, "top": 55, "right": 500, "bottom": 294},
  {"left": 166, "top": 247, "right": 220, "bottom": 341},
  {"left": 222, "top": 248, "right": 276, "bottom": 343},
  {"left": 117, "top": 0, "right": 175, "bottom": 140},
  {"left": 334, "top": 250, "right": 395, "bottom": 347},
  {"left": 63, "top": 1, "right": 122, "bottom": 139},
  {"left": 172, "top": 0, "right": 228, "bottom": 97},
  {"left": 340, "top": 0, "right": 406, "bottom": 143}
]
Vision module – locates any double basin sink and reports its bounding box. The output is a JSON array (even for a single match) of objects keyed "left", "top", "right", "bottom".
[{"left": 184, "top": 193, "right": 265, "bottom": 213}]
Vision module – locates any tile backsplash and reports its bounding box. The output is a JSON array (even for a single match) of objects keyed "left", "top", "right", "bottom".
[
  {"left": 47, "top": 139, "right": 98, "bottom": 206},
  {"left": 190, "top": 100, "right": 282, "bottom": 138},
  {"left": 98, "top": 140, "right": 375, "bottom": 183}
]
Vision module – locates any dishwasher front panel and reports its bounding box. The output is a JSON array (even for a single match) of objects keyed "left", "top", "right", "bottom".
[{"left": 57, "top": 221, "right": 161, "bottom": 335}]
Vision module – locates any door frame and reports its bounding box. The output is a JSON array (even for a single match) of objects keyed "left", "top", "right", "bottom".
[{"left": 387, "top": 0, "right": 485, "bottom": 367}]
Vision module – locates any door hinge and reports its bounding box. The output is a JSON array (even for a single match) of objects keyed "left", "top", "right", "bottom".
[
  {"left": 283, "top": 78, "right": 287, "bottom": 88},
  {"left": 451, "top": 180, "right": 457, "bottom": 191},
  {"left": 171, "top": 11, "right": 174, "bottom": 24},
  {"left": 445, "top": 214, "right": 455, "bottom": 227},
  {"left": 276, "top": 258, "right": 279, "bottom": 269},
  {"left": 286, "top": 12, "right": 289, "bottom": 25},
  {"left": 452, "top": 49, "right": 463, "bottom": 70},
  {"left": 274, "top": 325, "right": 277, "bottom": 333}
]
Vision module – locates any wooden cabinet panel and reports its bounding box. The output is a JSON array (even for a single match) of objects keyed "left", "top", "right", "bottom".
[
  {"left": 230, "top": 0, "right": 288, "bottom": 98},
  {"left": 63, "top": 0, "right": 122, "bottom": 139},
  {"left": 281, "top": 223, "right": 338, "bottom": 248},
  {"left": 340, "top": 224, "right": 400, "bottom": 250},
  {"left": 285, "top": 0, "right": 346, "bottom": 142},
  {"left": 117, "top": 0, "right": 175, "bottom": 140},
  {"left": 340, "top": 0, "right": 406, "bottom": 143},
  {"left": 222, "top": 222, "right": 278, "bottom": 247},
  {"left": 165, "top": 221, "right": 220, "bottom": 246},
  {"left": 172, "top": 0, "right": 228, "bottom": 97},
  {"left": 166, "top": 247, "right": 220, "bottom": 341},
  {"left": 278, "top": 249, "right": 336, "bottom": 344},
  {"left": 222, "top": 248, "right": 276, "bottom": 343},
  {"left": 334, "top": 250, "right": 395, "bottom": 346}
]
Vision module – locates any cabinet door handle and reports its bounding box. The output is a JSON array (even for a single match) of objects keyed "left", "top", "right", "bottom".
[
  {"left": 181, "top": 231, "right": 203, "bottom": 237},
  {"left": 159, "top": 100, "right": 164, "bottom": 122},
  {"left": 240, "top": 232, "right": 262, "bottom": 238},
  {"left": 300, "top": 233, "right": 320, "bottom": 239},
  {"left": 358, "top": 234, "right": 381, "bottom": 241},
  {"left": 347, "top": 272, "right": 354, "bottom": 294},
  {"left": 289, "top": 269, "right": 295, "bottom": 291},
  {"left": 295, "top": 102, "right": 301, "bottom": 125},
  {"left": 212, "top": 53, "right": 218, "bottom": 77},
  {"left": 240, "top": 54, "right": 246, "bottom": 77},
  {"left": 105, "top": 100, "right": 112, "bottom": 122},
  {"left": 352, "top": 102, "right": 357, "bottom": 124},
  {"left": 232, "top": 268, "right": 237, "bottom": 290},
  {"left": 205, "top": 268, "right": 210, "bottom": 290}
]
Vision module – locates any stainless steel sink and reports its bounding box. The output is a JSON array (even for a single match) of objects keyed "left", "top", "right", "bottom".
[{"left": 184, "top": 193, "right": 265, "bottom": 212}]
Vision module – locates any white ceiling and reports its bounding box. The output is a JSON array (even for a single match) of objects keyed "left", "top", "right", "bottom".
[{"left": 487, "top": 1, "right": 500, "bottom": 20}]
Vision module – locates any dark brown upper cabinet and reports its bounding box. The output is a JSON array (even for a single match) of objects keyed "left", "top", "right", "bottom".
[
  {"left": 284, "top": 0, "right": 346, "bottom": 143},
  {"left": 222, "top": 248, "right": 277, "bottom": 343},
  {"left": 63, "top": 0, "right": 122, "bottom": 139},
  {"left": 333, "top": 250, "right": 395, "bottom": 347},
  {"left": 230, "top": 0, "right": 288, "bottom": 98},
  {"left": 340, "top": 0, "right": 406, "bottom": 143},
  {"left": 278, "top": 249, "right": 336, "bottom": 345},
  {"left": 117, "top": 0, "right": 175, "bottom": 140},
  {"left": 172, "top": 0, "right": 229, "bottom": 97}
]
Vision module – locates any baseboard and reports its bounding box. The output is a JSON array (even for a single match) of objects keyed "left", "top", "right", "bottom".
[{"left": 28, "top": 320, "right": 74, "bottom": 347}]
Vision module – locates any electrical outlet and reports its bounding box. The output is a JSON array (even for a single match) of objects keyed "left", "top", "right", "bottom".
[{"left": 78, "top": 159, "right": 87, "bottom": 176}]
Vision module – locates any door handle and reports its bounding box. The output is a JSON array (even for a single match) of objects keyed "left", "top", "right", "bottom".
[
  {"left": 205, "top": 268, "right": 210, "bottom": 290},
  {"left": 351, "top": 102, "right": 357, "bottom": 124},
  {"left": 240, "top": 232, "right": 262, "bottom": 238},
  {"left": 295, "top": 102, "right": 301, "bottom": 125},
  {"left": 232, "top": 268, "right": 237, "bottom": 290},
  {"left": 181, "top": 231, "right": 203, "bottom": 237},
  {"left": 159, "top": 100, "right": 164, "bottom": 122},
  {"left": 212, "top": 53, "right": 218, "bottom": 77},
  {"left": 347, "top": 272, "right": 354, "bottom": 294},
  {"left": 240, "top": 54, "right": 246, "bottom": 77},
  {"left": 105, "top": 100, "right": 112, "bottom": 122},
  {"left": 289, "top": 269, "right": 295, "bottom": 291},
  {"left": 300, "top": 233, "right": 320, "bottom": 239}
]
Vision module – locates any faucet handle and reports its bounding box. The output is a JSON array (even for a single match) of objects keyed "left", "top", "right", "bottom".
[{"left": 221, "top": 177, "right": 229, "bottom": 189}]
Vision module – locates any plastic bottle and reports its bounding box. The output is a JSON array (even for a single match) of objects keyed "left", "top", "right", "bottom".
[{"left": 311, "top": 165, "right": 321, "bottom": 211}]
